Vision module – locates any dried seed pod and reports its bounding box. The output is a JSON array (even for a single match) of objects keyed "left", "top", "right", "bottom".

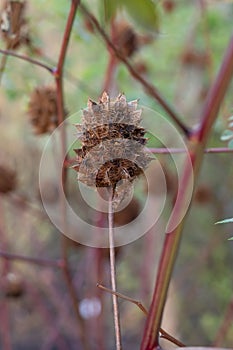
[
  {"left": 0, "top": 164, "right": 16, "bottom": 193},
  {"left": 0, "top": 0, "right": 30, "bottom": 49},
  {"left": 113, "top": 20, "right": 153, "bottom": 58},
  {"left": 73, "top": 92, "right": 152, "bottom": 206},
  {"left": 28, "top": 86, "right": 60, "bottom": 135},
  {"left": 114, "top": 21, "right": 138, "bottom": 58}
]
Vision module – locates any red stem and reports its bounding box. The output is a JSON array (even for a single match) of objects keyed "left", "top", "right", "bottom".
[
  {"left": 213, "top": 296, "right": 233, "bottom": 346},
  {"left": 53, "top": 1, "right": 89, "bottom": 349},
  {"left": 140, "top": 35, "right": 233, "bottom": 350}
]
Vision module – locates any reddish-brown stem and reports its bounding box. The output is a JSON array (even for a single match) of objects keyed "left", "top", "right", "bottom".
[
  {"left": 0, "top": 205, "right": 11, "bottom": 350},
  {"left": 102, "top": 51, "right": 118, "bottom": 94},
  {"left": 0, "top": 49, "right": 54, "bottom": 73},
  {"left": 80, "top": 4, "right": 191, "bottom": 137},
  {"left": 102, "top": 20, "right": 118, "bottom": 93},
  {"left": 213, "top": 296, "right": 233, "bottom": 346},
  {"left": 97, "top": 284, "right": 185, "bottom": 348},
  {"left": 140, "top": 35, "right": 233, "bottom": 350},
  {"left": 53, "top": 1, "right": 89, "bottom": 349},
  {"left": 0, "top": 250, "right": 63, "bottom": 268}
]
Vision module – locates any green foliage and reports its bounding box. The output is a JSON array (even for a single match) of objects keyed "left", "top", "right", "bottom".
[
  {"left": 216, "top": 218, "right": 233, "bottom": 240},
  {"left": 99, "top": 0, "right": 160, "bottom": 31},
  {"left": 99, "top": 0, "right": 119, "bottom": 24},
  {"left": 122, "top": 0, "right": 160, "bottom": 31},
  {"left": 216, "top": 218, "right": 233, "bottom": 225}
]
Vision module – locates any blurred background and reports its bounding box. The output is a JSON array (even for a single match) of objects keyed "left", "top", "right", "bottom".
[{"left": 0, "top": 0, "right": 233, "bottom": 349}]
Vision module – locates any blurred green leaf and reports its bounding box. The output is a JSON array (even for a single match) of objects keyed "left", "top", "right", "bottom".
[
  {"left": 215, "top": 218, "right": 233, "bottom": 224},
  {"left": 100, "top": 0, "right": 119, "bottom": 24},
  {"left": 228, "top": 237, "right": 233, "bottom": 240},
  {"left": 228, "top": 138, "right": 233, "bottom": 149},
  {"left": 220, "top": 129, "right": 233, "bottom": 141},
  {"left": 122, "top": 0, "right": 160, "bottom": 32}
]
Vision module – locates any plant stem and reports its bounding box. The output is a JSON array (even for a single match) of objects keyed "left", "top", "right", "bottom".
[
  {"left": 108, "top": 191, "right": 122, "bottom": 350},
  {"left": 53, "top": 1, "right": 89, "bottom": 349},
  {"left": 80, "top": 4, "right": 191, "bottom": 137},
  {"left": 0, "top": 250, "right": 63, "bottom": 268},
  {"left": 0, "top": 48, "right": 54, "bottom": 73},
  {"left": 140, "top": 34, "right": 233, "bottom": 350},
  {"left": 97, "top": 283, "right": 185, "bottom": 348},
  {"left": 213, "top": 296, "right": 233, "bottom": 346}
]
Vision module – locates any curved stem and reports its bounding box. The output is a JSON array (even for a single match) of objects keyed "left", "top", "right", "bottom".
[{"left": 0, "top": 49, "right": 54, "bottom": 73}]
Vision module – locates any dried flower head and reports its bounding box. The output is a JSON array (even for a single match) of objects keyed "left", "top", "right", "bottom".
[
  {"left": 0, "top": 164, "right": 16, "bottom": 193},
  {"left": 28, "top": 86, "right": 60, "bottom": 135},
  {"left": 0, "top": 0, "right": 30, "bottom": 49},
  {"left": 73, "top": 92, "right": 152, "bottom": 204}
]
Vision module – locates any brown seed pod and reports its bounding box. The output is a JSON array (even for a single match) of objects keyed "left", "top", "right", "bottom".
[
  {"left": 28, "top": 86, "right": 61, "bottom": 135},
  {"left": 112, "top": 20, "right": 153, "bottom": 59},
  {"left": 180, "top": 48, "right": 211, "bottom": 68},
  {"left": 114, "top": 21, "right": 138, "bottom": 58},
  {"left": 73, "top": 92, "right": 152, "bottom": 205},
  {"left": 0, "top": 164, "right": 16, "bottom": 193},
  {"left": 0, "top": 0, "right": 30, "bottom": 50}
]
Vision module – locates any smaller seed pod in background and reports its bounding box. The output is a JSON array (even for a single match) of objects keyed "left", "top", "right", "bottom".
[
  {"left": 0, "top": 0, "right": 30, "bottom": 50},
  {"left": 28, "top": 86, "right": 63, "bottom": 135},
  {"left": 1, "top": 272, "right": 25, "bottom": 298},
  {"left": 73, "top": 92, "right": 153, "bottom": 207},
  {"left": 113, "top": 20, "right": 153, "bottom": 59},
  {"left": 0, "top": 164, "right": 16, "bottom": 194}
]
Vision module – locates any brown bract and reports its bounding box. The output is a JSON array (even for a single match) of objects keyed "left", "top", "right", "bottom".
[
  {"left": 28, "top": 86, "right": 60, "bottom": 135},
  {"left": 73, "top": 92, "right": 152, "bottom": 204},
  {"left": 0, "top": 0, "right": 30, "bottom": 50}
]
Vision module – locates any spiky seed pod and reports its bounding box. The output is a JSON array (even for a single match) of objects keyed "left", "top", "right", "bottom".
[
  {"left": 28, "top": 86, "right": 60, "bottom": 135},
  {"left": 0, "top": 0, "right": 30, "bottom": 50},
  {"left": 0, "top": 165, "right": 16, "bottom": 193},
  {"left": 73, "top": 92, "right": 152, "bottom": 204}
]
